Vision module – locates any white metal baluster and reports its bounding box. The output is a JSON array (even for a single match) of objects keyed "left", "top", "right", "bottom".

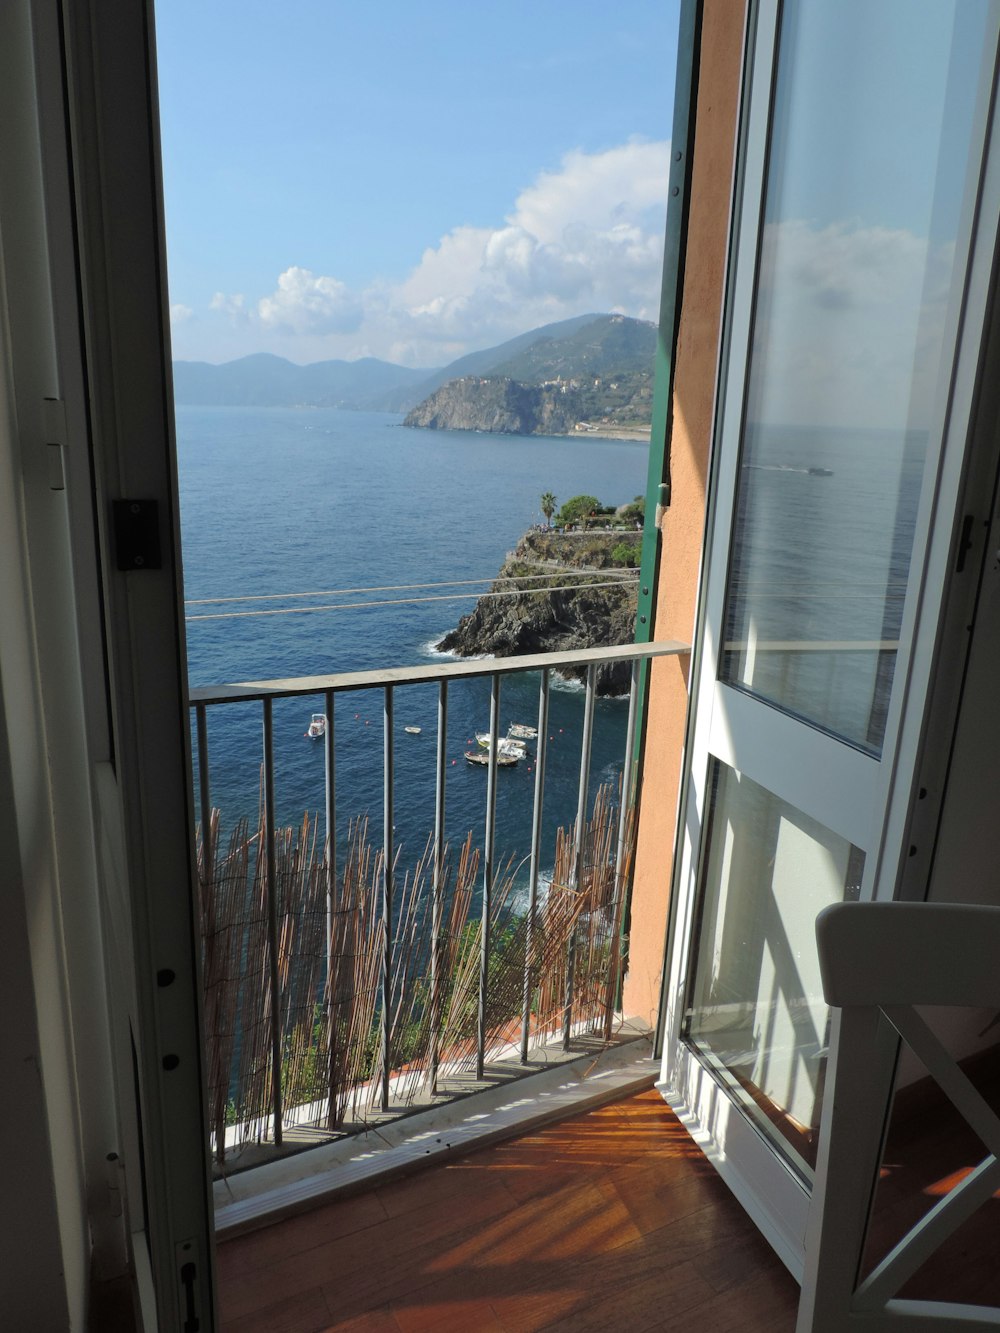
[
  {"left": 477, "top": 674, "right": 500, "bottom": 1080},
  {"left": 195, "top": 703, "right": 212, "bottom": 886},
  {"left": 429, "top": 680, "right": 447, "bottom": 1095},
  {"left": 607, "top": 662, "right": 639, "bottom": 1040},
  {"left": 262, "top": 698, "right": 283, "bottom": 1145},
  {"left": 323, "top": 689, "right": 337, "bottom": 1128},
  {"left": 564, "top": 663, "right": 596, "bottom": 1049},
  {"left": 520, "top": 670, "right": 549, "bottom": 1063},
  {"left": 381, "top": 685, "right": 394, "bottom": 1112}
]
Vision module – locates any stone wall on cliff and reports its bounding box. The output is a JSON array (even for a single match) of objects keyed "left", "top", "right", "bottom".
[{"left": 436, "top": 529, "right": 641, "bottom": 695}]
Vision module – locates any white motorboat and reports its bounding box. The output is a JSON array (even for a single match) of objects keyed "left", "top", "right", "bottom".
[
  {"left": 507, "top": 722, "right": 538, "bottom": 740},
  {"left": 475, "top": 732, "right": 526, "bottom": 758}
]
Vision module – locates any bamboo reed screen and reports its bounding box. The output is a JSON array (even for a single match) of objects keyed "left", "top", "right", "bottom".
[{"left": 196, "top": 780, "right": 634, "bottom": 1166}]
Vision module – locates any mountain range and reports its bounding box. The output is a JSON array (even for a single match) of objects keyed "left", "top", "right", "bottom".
[
  {"left": 171, "top": 314, "right": 657, "bottom": 417},
  {"left": 170, "top": 351, "right": 430, "bottom": 410}
]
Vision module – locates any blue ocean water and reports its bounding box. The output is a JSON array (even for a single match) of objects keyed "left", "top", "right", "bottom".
[{"left": 177, "top": 407, "right": 650, "bottom": 883}]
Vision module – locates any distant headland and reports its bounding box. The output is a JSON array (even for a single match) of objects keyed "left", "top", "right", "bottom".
[
  {"left": 171, "top": 313, "right": 655, "bottom": 439},
  {"left": 402, "top": 314, "right": 654, "bottom": 439}
]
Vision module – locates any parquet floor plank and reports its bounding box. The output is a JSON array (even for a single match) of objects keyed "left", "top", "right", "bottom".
[
  {"left": 219, "top": 1284, "right": 332, "bottom": 1333},
  {"left": 318, "top": 1309, "right": 404, "bottom": 1333},
  {"left": 223, "top": 1176, "right": 519, "bottom": 1324},
  {"left": 687, "top": 1266, "right": 799, "bottom": 1332},
  {"left": 492, "top": 1252, "right": 714, "bottom": 1333},
  {"left": 217, "top": 1189, "right": 389, "bottom": 1280},
  {"left": 217, "top": 1088, "right": 801, "bottom": 1332},
  {"left": 390, "top": 1294, "right": 506, "bottom": 1333}
]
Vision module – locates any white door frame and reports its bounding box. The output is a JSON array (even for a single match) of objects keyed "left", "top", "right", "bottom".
[
  {"left": 57, "top": 0, "right": 215, "bottom": 1324},
  {"left": 658, "top": 0, "right": 1000, "bottom": 1278}
]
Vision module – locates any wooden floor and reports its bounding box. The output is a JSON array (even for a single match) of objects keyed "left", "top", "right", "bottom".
[
  {"left": 216, "top": 1088, "right": 800, "bottom": 1332},
  {"left": 217, "top": 1066, "right": 1000, "bottom": 1331},
  {"left": 866, "top": 1055, "right": 1000, "bottom": 1307}
]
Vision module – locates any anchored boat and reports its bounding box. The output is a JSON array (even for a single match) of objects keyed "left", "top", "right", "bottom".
[
  {"left": 507, "top": 722, "right": 538, "bottom": 740},
  {"left": 464, "top": 748, "right": 520, "bottom": 768},
  {"left": 475, "top": 732, "right": 527, "bottom": 759}
]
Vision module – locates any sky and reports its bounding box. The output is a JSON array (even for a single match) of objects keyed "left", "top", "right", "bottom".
[{"left": 155, "top": 1, "right": 681, "bottom": 368}]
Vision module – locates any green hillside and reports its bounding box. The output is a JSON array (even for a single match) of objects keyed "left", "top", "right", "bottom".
[
  {"left": 402, "top": 314, "right": 656, "bottom": 436},
  {"left": 490, "top": 314, "right": 656, "bottom": 383}
]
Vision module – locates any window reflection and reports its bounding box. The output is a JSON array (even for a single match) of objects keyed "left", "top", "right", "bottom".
[
  {"left": 720, "top": 0, "right": 994, "bottom": 752},
  {"left": 686, "top": 762, "right": 864, "bottom": 1173}
]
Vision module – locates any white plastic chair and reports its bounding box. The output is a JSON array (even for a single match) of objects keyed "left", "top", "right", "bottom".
[{"left": 797, "top": 901, "right": 1000, "bottom": 1331}]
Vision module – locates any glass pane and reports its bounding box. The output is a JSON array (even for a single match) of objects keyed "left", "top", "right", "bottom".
[
  {"left": 721, "top": 0, "right": 995, "bottom": 752},
  {"left": 685, "top": 761, "right": 864, "bottom": 1175}
]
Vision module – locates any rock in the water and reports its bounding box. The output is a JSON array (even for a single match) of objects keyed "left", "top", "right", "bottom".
[{"left": 436, "top": 529, "right": 641, "bottom": 695}]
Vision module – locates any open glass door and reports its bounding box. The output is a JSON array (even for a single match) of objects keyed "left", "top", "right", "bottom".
[{"left": 660, "top": 0, "right": 1000, "bottom": 1276}]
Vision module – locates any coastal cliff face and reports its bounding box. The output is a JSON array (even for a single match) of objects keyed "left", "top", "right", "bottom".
[
  {"left": 436, "top": 530, "right": 641, "bottom": 695},
  {"left": 403, "top": 377, "right": 581, "bottom": 435}
]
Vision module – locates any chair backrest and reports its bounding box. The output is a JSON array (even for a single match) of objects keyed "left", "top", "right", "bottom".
[{"left": 796, "top": 901, "right": 1000, "bottom": 1332}]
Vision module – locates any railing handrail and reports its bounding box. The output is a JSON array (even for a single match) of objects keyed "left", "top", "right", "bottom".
[
  {"left": 193, "top": 636, "right": 690, "bottom": 1160},
  {"left": 188, "top": 639, "right": 689, "bottom": 706}
]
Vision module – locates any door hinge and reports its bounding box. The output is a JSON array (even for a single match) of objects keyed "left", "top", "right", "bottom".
[{"left": 655, "top": 479, "right": 672, "bottom": 529}]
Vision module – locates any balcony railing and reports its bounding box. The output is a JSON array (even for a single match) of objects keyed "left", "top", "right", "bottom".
[{"left": 189, "top": 639, "right": 687, "bottom": 1169}]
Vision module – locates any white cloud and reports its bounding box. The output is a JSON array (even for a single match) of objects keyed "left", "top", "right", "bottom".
[
  {"left": 389, "top": 140, "right": 669, "bottom": 353},
  {"left": 257, "top": 266, "right": 363, "bottom": 335},
  {"left": 169, "top": 302, "right": 193, "bottom": 324},
  {"left": 751, "top": 219, "right": 954, "bottom": 430},
  {"left": 173, "top": 140, "right": 671, "bottom": 363},
  {"left": 512, "top": 140, "right": 671, "bottom": 242},
  {"left": 210, "top": 291, "right": 246, "bottom": 318}
]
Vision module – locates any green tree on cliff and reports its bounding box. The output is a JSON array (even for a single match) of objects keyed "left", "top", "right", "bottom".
[
  {"left": 556, "top": 494, "right": 601, "bottom": 527},
  {"left": 540, "top": 491, "right": 556, "bottom": 527}
]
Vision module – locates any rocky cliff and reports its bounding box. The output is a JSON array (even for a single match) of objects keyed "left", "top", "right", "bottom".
[
  {"left": 436, "top": 530, "right": 642, "bottom": 694},
  {"left": 403, "top": 367, "right": 653, "bottom": 438},
  {"left": 403, "top": 377, "right": 582, "bottom": 435}
]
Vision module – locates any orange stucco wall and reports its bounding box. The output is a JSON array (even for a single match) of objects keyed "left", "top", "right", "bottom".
[{"left": 623, "top": 1, "right": 746, "bottom": 1026}]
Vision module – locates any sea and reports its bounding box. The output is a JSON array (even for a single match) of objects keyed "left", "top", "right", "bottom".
[
  {"left": 177, "top": 406, "right": 651, "bottom": 890},
  {"left": 179, "top": 406, "right": 924, "bottom": 893}
]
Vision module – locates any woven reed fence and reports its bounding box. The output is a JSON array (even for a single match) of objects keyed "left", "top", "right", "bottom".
[{"left": 196, "top": 782, "right": 635, "bottom": 1165}]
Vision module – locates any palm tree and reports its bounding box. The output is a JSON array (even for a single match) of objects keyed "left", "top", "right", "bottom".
[{"left": 540, "top": 491, "right": 556, "bottom": 528}]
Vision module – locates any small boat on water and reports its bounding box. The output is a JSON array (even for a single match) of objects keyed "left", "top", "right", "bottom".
[
  {"left": 306, "top": 713, "right": 326, "bottom": 739},
  {"left": 507, "top": 722, "right": 538, "bottom": 740},
  {"left": 404, "top": 725, "right": 422, "bottom": 735},
  {"left": 465, "top": 748, "right": 519, "bottom": 768},
  {"left": 475, "top": 732, "right": 526, "bottom": 758}
]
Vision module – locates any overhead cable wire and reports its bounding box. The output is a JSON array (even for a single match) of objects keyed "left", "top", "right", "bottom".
[
  {"left": 186, "top": 578, "right": 641, "bottom": 621},
  {"left": 185, "top": 568, "right": 637, "bottom": 606}
]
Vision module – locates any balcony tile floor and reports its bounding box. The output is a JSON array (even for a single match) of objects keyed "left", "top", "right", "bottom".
[{"left": 216, "top": 1087, "right": 799, "bottom": 1332}]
